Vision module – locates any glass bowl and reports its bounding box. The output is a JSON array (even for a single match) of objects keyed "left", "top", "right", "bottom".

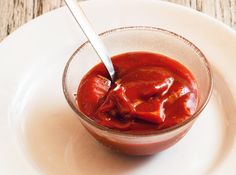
[{"left": 62, "top": 26, "right": 213, "bottom": 156}]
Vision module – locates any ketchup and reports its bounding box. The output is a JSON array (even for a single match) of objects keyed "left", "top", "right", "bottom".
[{"left": 77, "top": 52, "right": 198, "bottom": 134}]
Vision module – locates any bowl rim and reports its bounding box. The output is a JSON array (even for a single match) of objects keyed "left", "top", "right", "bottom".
[{"left": 62, "top": 26, "right": 213, "bottom": 137}]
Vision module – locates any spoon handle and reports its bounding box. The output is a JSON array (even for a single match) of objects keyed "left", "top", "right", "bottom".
[{"left": 65, "top": 0, "right": 115, "bottom": 81}]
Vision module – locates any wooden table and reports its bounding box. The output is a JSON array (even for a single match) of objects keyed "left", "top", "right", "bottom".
[{"left": 0, "top": 0, "right": 236, "bottom": 41}]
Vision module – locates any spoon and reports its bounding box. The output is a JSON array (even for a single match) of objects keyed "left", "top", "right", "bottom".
[{"left": 65, "top": 0, "right": 115, "bottom": 81}]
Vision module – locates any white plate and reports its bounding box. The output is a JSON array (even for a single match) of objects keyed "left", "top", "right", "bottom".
[{"left": 1, "top": 0, "right": 236, "bottom": 174}]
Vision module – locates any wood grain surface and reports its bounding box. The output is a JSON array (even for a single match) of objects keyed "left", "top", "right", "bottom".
[{"left": 0, "top": 0, "right": 236, "bottom": 41}]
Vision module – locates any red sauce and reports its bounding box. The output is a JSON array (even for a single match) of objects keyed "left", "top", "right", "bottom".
[{"left": 77, "top": 52, "right": 198, "bottom": 134}]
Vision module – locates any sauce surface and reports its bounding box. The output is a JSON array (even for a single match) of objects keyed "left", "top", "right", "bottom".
[{"left": 77, "top": 52, "right": 198, "bottom": 133}]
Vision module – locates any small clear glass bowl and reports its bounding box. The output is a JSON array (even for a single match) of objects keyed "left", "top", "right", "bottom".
[{"left": 62, "top": 26, "right": 213, "bottom": 156}]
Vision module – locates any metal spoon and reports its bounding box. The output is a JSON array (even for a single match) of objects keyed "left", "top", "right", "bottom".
[{"left": 65, "top": 0, "right": 115, "bottom": 81}]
